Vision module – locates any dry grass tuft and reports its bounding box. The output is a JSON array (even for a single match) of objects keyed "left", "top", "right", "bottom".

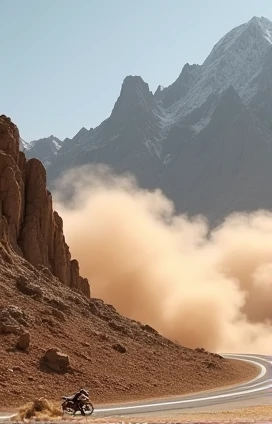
[{"left": 16, "top": 397, "right": 62, "bottom": 420}]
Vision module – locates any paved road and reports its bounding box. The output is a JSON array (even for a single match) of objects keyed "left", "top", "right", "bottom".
[
  {"left": 93, "top": 354, "right": 272, "bottom": 417},
  {"left": 0, "top": 353, "right": 271, "bottom": 421}
]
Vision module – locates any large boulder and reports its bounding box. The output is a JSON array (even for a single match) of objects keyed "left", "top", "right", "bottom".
[{"left": 41, "top": 348, "right": 70, "bottom": 372}]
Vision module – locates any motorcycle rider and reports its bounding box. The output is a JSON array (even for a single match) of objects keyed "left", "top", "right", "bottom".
[{"left": 71, "top": 388, "right": 89, "bottom": 415}]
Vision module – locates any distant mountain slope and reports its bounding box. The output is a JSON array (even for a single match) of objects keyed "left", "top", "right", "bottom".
[
  {"left": 25, "top": 16, "right": 272, "bottom": 223},
  {"left": 25, "top": 135, "right": 62, "bottom": 166}
]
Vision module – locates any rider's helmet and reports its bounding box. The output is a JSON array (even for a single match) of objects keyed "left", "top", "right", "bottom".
[{"left": 80, "top": 388, "right": 89, "bottom": 397}]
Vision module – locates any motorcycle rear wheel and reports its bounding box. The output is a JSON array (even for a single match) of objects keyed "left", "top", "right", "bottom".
[{"left": 82, "top": 402, "right": 94, "bottom": 415}]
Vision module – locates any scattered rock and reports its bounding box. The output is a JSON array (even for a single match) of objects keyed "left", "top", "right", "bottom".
[
  {"left": 16, "top": 331, "right": 30, "bottom": 350},
  {"left": 0, "top": 321, "right": 19, "bottom": 334},
  {"left": 46, "top": 297, "right": 69, "bottom": 312},
  {"left": 16, "top": 276, "right": 43, "bottom": 300},
  {"left": 0, "top": 306, "right": 28, "bottom": 334},
  {"left": 89, "top": 300, "right": 105, "bottom": 318},
  {"left": 92, "top": 330, "right": 111, "bottom": 342},
  {"left": 105, "top": 304, "right": 117, "bottom": 313},
  {"left": 41, "top": 317, "right": 55, "bottom": 327},
  {"left": 141, "top": 324, "right": 158, "bottom": 334},
  {"left": 195, "top": 347, "right": 206, "bottom": 354},
  {"left": 41, "top": 348, "right": 70, "bottom": 372},
  {"left": 4, "top": 306, "right": 28, "bottom": 325},
  {"left": 48, "top": 307, "right": 66, "bottom": 322},
  {"left": 112, "top": 343, "right": 127, "bottom": 353},
  {"left": 108, "top": 320, "right": 124, "bottom": 332}
]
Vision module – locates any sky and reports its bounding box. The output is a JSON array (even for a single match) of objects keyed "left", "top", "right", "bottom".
[{"left": 1, "top": 0, "right": 272, "bottom": 142}]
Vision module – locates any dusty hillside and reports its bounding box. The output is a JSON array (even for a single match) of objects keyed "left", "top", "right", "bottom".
[
  {"left": 0, "top": 116, "right": 257, "bottom": 409},
  {"left": 0, "top": 252, "right": 256, "bottom": 409}
]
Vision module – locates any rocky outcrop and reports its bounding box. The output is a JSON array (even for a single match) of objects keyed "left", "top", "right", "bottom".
[{"left": 0, "top": 115, "right": 90, "bottom": 297}]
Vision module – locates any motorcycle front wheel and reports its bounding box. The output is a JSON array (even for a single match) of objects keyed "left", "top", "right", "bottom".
[{"left": 82, "top": 402, "right": 94, "bottom": 415}]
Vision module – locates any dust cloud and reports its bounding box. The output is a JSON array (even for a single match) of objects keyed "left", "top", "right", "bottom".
[{"left": 54, "top": 165, "right": 272, "bottom": 354}]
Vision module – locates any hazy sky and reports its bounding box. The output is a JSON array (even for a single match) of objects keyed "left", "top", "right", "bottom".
[{"left": 1, "top": 0, "right": 272, "bottom": 141}]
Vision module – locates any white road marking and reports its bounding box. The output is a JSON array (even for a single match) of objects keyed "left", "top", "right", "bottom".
[
  {"left": 94, "top": 355, "right": 270, "bottom": 414},
  {"left": 94, "top": 381, "right": 272, "bottom": 413}
]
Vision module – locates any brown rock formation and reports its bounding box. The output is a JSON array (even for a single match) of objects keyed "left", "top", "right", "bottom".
[{"left": 0, "top": 115, "right": 90, "bottom": 297}]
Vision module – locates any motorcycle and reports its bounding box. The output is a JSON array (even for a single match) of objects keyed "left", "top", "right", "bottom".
[{"left": 61, "top": 390, "right": 94, "bottom": 416}]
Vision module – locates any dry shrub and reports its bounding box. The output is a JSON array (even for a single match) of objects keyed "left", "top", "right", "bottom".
[{"left": 16, "top": 397, "right": 62, "bottom": 420}]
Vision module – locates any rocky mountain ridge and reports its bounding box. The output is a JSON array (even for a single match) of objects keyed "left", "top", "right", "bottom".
[
  {"left": 24, "top": 16, "right": 272, "bottom": 223},
  {"left": 0, "top": 115, "right": 89, "bottom": 296}
]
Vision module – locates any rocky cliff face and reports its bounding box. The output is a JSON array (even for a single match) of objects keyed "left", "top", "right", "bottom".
[{"left": 0, "top": 115, "right": 90, "bottom": 297}]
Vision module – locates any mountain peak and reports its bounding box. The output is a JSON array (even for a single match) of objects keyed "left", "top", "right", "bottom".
[
  {"left": 248, "top": 16, "right": 272, "bottom": 44},
  {"left": 249, "top": 16, "right": 272, "bottom": 24},
  {"left": 120, "top": 75, "right": 152, "bottom": 98},
  {"left": 154, "top": 63, "right": 200, "bottom": 108},
  {"left": 205, "top": 15, "right": 272, "bottom": 68},
  {"left": 112, "top": 75, "right": 155, "bottom": 118}
]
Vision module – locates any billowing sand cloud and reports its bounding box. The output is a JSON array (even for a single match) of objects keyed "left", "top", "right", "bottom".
[{"left": 53, "top": 165, "right": 272, "bottom": 354}]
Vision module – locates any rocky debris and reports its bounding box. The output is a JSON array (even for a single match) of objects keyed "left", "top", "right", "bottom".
[
  {"left": 16, "top": 276, "right": 43, "bottom": 300},
  {"left": 112, "top": 343, "right": 127, "bottom": 353},
  {"left": 0, "top": 318, "right": 20, "bottom": 334},
  {"left": 108, "top": 320, "right": 125, "bottom": 332},
  {"left": 45, "top": 295, "right": 69, "bottom": 312},
  {"left": 195, "top": 347, "right": 208, "bottom": 353},
  {"left": 0, "top": 306, "right": 28, "bottom": 334},
  {"left": 16, "top": 331, "right": 30, "bottom": 350},
  {"left": 46, "top": 307, "right": 66, "bottom": 322},
  {"left": 0, "top": 115, "right": 90, "bottom": 297},
  {"left": 41, "top": 348, "right": 70, "bottom": 372},
  {"left": 141, "top": 324, "right": 159, "bottom": 335}
]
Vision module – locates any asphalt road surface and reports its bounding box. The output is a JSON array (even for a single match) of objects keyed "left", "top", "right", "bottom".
[
  {"left": 92, "top": 354, "right": 272, "bottom": 417},
  {"left": 0, "top": 353, "right": 271, "bottom": 421}
]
